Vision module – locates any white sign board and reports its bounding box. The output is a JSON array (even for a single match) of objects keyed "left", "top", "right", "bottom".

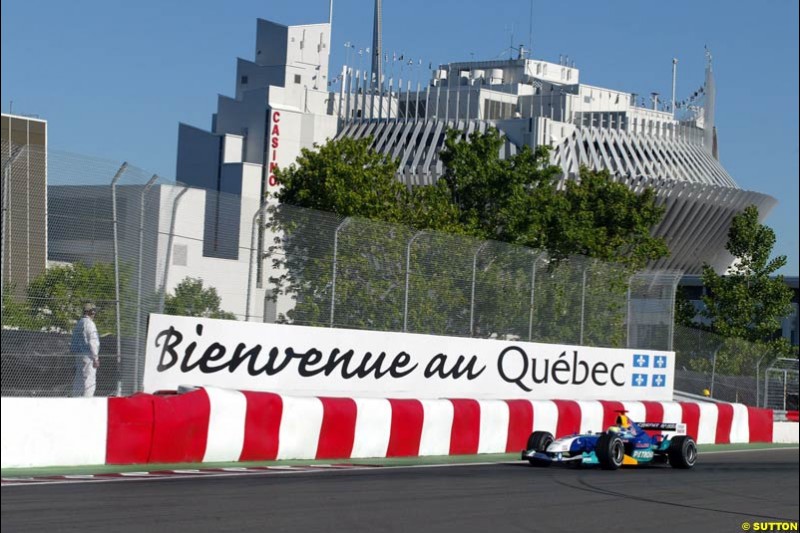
[{"left": 143, "top": 314, "right": 675, "bottom": 400}]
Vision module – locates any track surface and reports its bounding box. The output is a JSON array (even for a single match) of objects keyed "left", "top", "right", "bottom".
[{"left": 2, "top": 448, "right": 798, "bottom": 532}]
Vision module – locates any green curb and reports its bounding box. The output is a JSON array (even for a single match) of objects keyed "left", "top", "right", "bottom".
[{"left": 2, "top": 443, "right": 795, "bottom": 478}]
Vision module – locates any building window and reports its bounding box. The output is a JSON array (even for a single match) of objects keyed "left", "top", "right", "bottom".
[
  {"left": 241, "top": 75, "right": 248, "bottom": 85},
  {"left": 294, "top": 74, "right": 302, "bottom": 84}
]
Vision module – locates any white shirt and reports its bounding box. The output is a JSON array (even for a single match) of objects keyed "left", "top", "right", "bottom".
[{"left": 71, "top": 316, "right": 100, "bottom": 360}]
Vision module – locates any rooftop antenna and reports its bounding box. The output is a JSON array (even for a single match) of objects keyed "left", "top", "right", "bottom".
[
  {"left": 328, "top": 0, "right": 333, "bottom": 24},
  {"left": 671, "top": 58, "right": 678, "bottom": 117},
  {"left": 528, "top": 0, "right": 533, "bottom": 56},
  {"left": 371, "top": 0, "right": 382, "bottom": 89},
  {"left": 703, "top": 45, "right": 716, "bottom": 156}
]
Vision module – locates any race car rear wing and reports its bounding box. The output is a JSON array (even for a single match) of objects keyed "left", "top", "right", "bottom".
[{"left": 638, "top": 422, "right": 687, "bottom": 435}]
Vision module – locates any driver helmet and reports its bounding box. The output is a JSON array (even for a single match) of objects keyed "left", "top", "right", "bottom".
[{"left": 616, "top": 413, "right": 631, "bottom": 429}]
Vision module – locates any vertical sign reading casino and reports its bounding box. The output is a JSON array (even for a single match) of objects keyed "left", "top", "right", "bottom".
[{"left": 267, "top": 110, "right": 280, "bottom": 188}]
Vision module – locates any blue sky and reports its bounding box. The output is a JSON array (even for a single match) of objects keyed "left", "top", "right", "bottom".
[{"left": 2, "top": 0, "right": 798, "bottom": 274}]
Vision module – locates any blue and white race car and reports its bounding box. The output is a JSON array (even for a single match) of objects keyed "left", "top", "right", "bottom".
[{"left": 521, "top": 412, "right": 697, "bottom": 470}]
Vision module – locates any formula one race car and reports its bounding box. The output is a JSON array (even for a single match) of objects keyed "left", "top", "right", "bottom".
[{"left": 521, "top": 411, "right": 697, "bottom": 470}]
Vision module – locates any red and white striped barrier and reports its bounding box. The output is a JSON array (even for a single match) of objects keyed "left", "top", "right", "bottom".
[{"left": 1, "top": 388, "right": 797, "bottom": 468}]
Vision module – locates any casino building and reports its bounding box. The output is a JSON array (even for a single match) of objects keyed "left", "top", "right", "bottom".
[{"left": 173, "top": 6, "right": 777, "bottom": 320}]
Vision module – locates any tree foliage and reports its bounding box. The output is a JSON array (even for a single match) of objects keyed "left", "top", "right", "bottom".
[
  {"left": 164, "top": 277, "right": 237, "bottom": 320},
  {"left": 24, "top": 262, "right": 125, "bottom": 335},
  {"left": 268, "top": 130, "right": 668, "bottom": 344},
  {"left": 438, "top": 128, "right": 667, "bottom": 268},
  {"left": 699, "top": 206, "right": 794, "bottom": 352}
]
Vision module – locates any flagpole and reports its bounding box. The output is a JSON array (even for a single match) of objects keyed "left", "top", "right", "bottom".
[
  {"left": 405, "top": 80, "right": 411, "bottom": 121},
  {"left": 415, "top": 82, "right": 420, "bottom": 121},
  {"left": 345, "top": 67, "right": 352, "bottom": 124},
  {"left": 369, "top": 72, "right": 376, "bottom": 120},
  {"left": 354, "top": 69, "right": 361, "bottom": 123},
  {"left": 434, "top": 75, "right": 440, "bottom": 119},
  {"left": 465, "top": 78, "right": 472, "bottom": 122},
  {"left": 361, "top": 71, "right": 368, "bottom": 123},
  {"left": 425, "top": 82, "right": 431, "bottom": 121},
  {"left": 444, "top": 65, "right": 451, "bottom": 123},
  {"left": 386, "top": 76, "right": 394, "bottom": 122}
]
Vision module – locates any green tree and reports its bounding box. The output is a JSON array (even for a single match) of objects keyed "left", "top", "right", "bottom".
[
  {"left": 2, "top": 282, "right": 41, "bottom": 329},
  {"left": 268, "top": 130, "right": 668, "bottom": 344},
  {"left": 673, "top": 287, "right": 700, "bottom": 329},
  {"left": 25, "top": 262, "right": 125, "bottom": 335},
  {"left": 275, "top": 136, "right": 463, "bottom": 232},
  {"left": 439, "top": 129, "right": 667, "bottom": 268},
  {"left": 698, "top": 206, "right": 794, "bottom": 354},
  {"left": 164, "top": 277, "right": 237, "bottom": 320},
  {"left": 438, "top": 127, "right": 559, "bottom": 244},
  {"left": 545, "top": 169, "right": 668, "bottom": 269}
]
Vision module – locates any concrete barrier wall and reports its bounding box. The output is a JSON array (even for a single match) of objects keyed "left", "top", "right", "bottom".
[
  {"left": 2, "top": 388, "right": 797, "bottom": 469},
  {"left": 1, "top": 397, "right": 108, "bottom": 468}
]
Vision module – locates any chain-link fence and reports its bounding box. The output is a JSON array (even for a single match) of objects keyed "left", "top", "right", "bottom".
[
  {"left": 764, "top": 358, "right": 799, "bottom": 411},
  {"left": 264, "top": 202, "right": 681, "bottom": 349},
  {"left": 3, "top": 140, "right": 682, "bottom": 397},
  {"left": 672, "top": 325, "right": 797, "bottom": 407}
]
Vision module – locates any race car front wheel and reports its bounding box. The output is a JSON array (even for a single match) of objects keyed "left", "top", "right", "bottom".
[
  {"left": 526, "top": 431, "right": 554, "bottom": 467},
  {"left": 668, "top": 436, "right": 697, "bottom": 469},
  {"left": 596, "top": 433, "right": 625, "bottom": 470}
]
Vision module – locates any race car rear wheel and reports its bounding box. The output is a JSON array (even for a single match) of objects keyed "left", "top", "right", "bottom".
[
  {"left": 596, "top": 433, "right": 625, "bottom": 470},
  {"left": 526, "top": 431, "right": 554, "bottom": 467},
  {"left": 668, "top": 436, "right": 697, "bottom": 469}
]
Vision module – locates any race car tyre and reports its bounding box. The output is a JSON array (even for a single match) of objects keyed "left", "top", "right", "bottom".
[
  {"left": 526, "top": 431, "right": 554, "bottom": 467},
  {"left": 596, "top": 433, "right": 625, "bottom": 470},
  {"left": 668, "top": 435, "right": 697, "bottom": 469},
  {"left": 526, "top": 431, "right": 554, "bottom": 452}
]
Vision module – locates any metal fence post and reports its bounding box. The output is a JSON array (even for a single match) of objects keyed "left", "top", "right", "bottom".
[
  {"left": 625, "top": 274, "right": 634, "bottom": 348},
  {"left": 528, "top": 253, "right": 542, "bottom": 341},
  {"left": 783, "top": 369, "right": 788, "bottom": 411},
  {"left": 579, "top": 266, "right": 587, "bottom": 345},
  {"left": 246, "top": 202, "right": 269, "bottom": 322},
  {"left": 403, "top": 231, "right": 426, "bottom": 332},
  {"left": 134, "top": 175, "right": 158, "bottom": 391},
  {"left": 158, "top": 185, "right": 189, "bottom": 313},
  {"left": 110, "top": 163, "right": 128, "bottom": 396},
  {"left": 709, "top": 346, "right": 719, "bottom": 398},
  {"left": 469, "top": 242, "right": 488, "bottom": 336},
  {"left": 330, "top": 218, "right": 352, "bottom": 327},
  {"left": 667, "top": 274, "right": 680, "bottom": 351},
  {"left": 1, "top": 145, "right": 26, "bottom": 321},
  {"left": 755, "top": 353, "right": 768, "bottom": 408}
]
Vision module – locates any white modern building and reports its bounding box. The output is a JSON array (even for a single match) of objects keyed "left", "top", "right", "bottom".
[{"left": 169, "top": 11, "right": 776, "bottom": 321}]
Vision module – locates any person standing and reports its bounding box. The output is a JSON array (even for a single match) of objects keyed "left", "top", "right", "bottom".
[{"left": 71, "top": 303, "right": 100, "bottom": 397}]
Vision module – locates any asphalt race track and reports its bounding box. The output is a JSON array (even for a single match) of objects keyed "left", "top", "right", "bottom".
[{"left": 2, "top": 448, "right": 798, "bottom": 533}]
